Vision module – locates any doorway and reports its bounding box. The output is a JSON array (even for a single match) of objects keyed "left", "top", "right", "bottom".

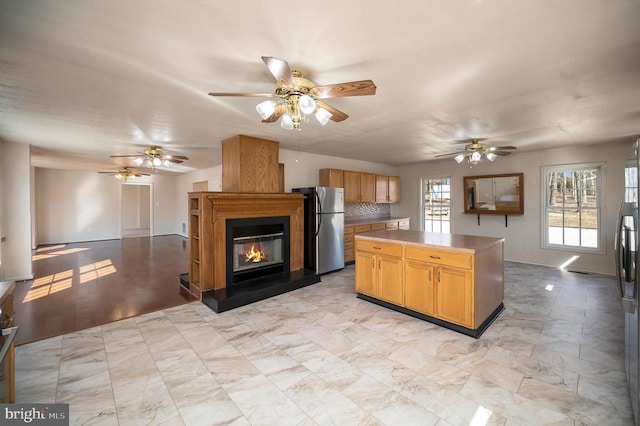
[{"left": 121, "top": 183, "right": 152, "bottom": 238}]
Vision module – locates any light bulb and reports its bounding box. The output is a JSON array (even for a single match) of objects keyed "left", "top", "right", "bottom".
[
  {"left": 454, "top": 154, "right": 465, "bottom": 164},
  {"left": 315, "top": 108, "right": 332, "bottom": 126},
  {"left": 471, "top": 151, "right": 482, "bottom": 162},
  {"left": 486, "top": 152, "right": 497, "bottom": 161},
  {"left": 153, "top": 157, "right": 162, "bottom": 166},
  {"left": 115, "top": 174, "right": 123, "bottom": 180},
  {"left": 256, "top": 100, "right": 276, "bottom": 120},
  {"left": 280, "top": 114, "right": 294, "bottom": 130},
  {"left": 163, "top": 159, "right": 171, "bottom": 167},
  {"left": 134, "top": 157, "right": 144, "bottom": 166},
  {"left": 299, "top": 95, "right": 316, "bottom": 115}
]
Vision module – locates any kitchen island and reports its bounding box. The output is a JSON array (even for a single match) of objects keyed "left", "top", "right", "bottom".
[{"left": 355, "top": 230, "right": 504, "bottom": 338}]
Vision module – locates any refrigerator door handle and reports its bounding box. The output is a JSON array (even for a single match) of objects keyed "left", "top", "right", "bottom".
[
  {"left": 616, "top": 201, "right": 639, "bottom": 301},
  {"left": 315, "top": 190, "right": 322, "bottom": 237},
  {"left": 614, "top": 202, "right": 624, "bottom": 299}
]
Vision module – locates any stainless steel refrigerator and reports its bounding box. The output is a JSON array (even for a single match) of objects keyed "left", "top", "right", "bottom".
[
  {"left": 292, "top": 187, "right": 345, "bottom": 274},
  {"left": 616, "top": 138, "right": 640, "bottom": 425}
]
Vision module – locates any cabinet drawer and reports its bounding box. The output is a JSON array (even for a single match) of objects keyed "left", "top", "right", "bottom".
[
  {"left": 385, "top": 222, "right": 399, "bottom": 230},
  {"left": 371, "top": 222, "right": 386, "bottom": 231},
  {"left": 344, "top": 233, "right": 354, "bottom": 243},
  {"left": 356, "top": 239, "right": 403, "bottom": 257},
  {"left": 354, "top": 224, "right": 371, "bottom": 233},
  {"left": 398, "top": 219, "right": 410, "bottom": 230},
  {"left": 344, "top": 241, "right": 354, "bottom": 253},
  {"left": 345, "top": 225, "right": 354, "bottom": 235},
  {"left": 404, "top": 246, "right": 472, "bottom": 269}
]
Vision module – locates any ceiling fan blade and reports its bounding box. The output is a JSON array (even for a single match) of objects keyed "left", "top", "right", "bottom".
[
  {"left": 98, "top": 172, "right": 117, "bottom": 174},
  {"left": 262, "top": 104, "right": 286, "bottom": 123},
  {"left": 435, "top": 151, "right": 465, "bottom": 158},
  {"left": 316, "top": 101, "right": 349, "bottom": 122},
  {"left": 132, "top": 173, "right": 151, "bottom": 177},
  {"left": 109, "top": 154, "right": 140, "bottom": 158},
  {"left": 165, "top": 155, "right": 189, "bottom": 160},
  {"left": 492, "top": 151, "right": 513, "bottom": 156},
  {"left": 208, "top": 92, "right": 275, "bottom": 97},
  {"left": 314, "top": 80, "right": 377, "bottom": 98},
  {"left": 490, "top": 146, "right": 517, "bottom": 150},
  {"left": 261, "top": 56, "right": 298, "bottom": 89}
]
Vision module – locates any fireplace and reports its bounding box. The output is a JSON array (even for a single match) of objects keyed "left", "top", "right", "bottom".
[
  {"left": 186, "top": 191, "right": 320, "bottom": 314},
  {"left": 225, "top": 216, "right": 290, "bottom": 285}
]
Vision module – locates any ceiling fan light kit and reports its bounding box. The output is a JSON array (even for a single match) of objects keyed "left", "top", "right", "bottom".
[
  {"left": 210, "top": 56, "right": 376, "bottom": 131},
  {"left": 439, "top": 139, "right": 516, "bottom": 166},
  {"left": 98, "top": 167, "right": 150, "bottom": 182},
  {"left": 110, "top": 145, "right": 188, "bottom": 170}
]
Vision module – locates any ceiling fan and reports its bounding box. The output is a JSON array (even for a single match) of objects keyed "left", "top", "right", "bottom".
[
  {"left": 435, "top": 139, "right": 517, "bottom": 165},
  {"left": 98, "top": 167, "right": 150, "bottom": 182},
  {"left": 110, "top": 145, "right": 189, "bottom": 169},
  {"left": 209, "top": 56, "right": 377, "bottom": 131}
]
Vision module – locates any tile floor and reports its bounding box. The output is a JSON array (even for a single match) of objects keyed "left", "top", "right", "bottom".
[{"left": 16, "top": 262, "right": 634, "bottom": 425}]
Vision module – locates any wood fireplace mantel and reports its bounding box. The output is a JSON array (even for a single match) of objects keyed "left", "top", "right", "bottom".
[{"left": 187, "top": 192, "right": 304, "bottom": 297}]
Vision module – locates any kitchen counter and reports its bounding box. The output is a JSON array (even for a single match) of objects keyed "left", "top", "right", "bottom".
[
  {"left": 343, "top": 217, "right": 411, "bottom": 264},
  {"left": 345, "top": 216, "right": 410, "bottom": 226},
  {"left": 354, "top": 230, "right": 504, "bottom": 338}
]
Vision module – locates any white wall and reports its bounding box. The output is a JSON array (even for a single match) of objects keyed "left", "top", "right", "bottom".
[
  {"left": 279, "top": 149, "right": 398, "bottom": 191},
  {"left": 151, "top": 174, "right": 178, "bottom": 235},
  {"left": 36, "top": 169, "right": 122, "bottom": 243},
  {"left": 35, "top": 169, "right": 178, "bottom": 244},
  {"left": 392, "top": 141, "right": 629, "bottom": 275},
  {"left": 1, "top": 141, "right": 33, "bottom": 280}
]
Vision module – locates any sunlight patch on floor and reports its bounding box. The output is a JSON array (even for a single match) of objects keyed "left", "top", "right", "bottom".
[
  {"left": 23, "top": 259, "right": 117, "bottom": 302},
  {"left": 32, "top": 247, "right": 90, "bottom": 261}
]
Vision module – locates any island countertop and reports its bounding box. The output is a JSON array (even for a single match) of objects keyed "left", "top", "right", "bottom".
[{"left": 355, "top": 230, "right": 504, "bottom": 253}]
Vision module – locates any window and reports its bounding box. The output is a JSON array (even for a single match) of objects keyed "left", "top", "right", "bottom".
[
  {"left": 542, "top": 163, "right": 603, "bottom": 251},
  {"left": 423, "top": 176, "right": 451, "bottom": 233}
]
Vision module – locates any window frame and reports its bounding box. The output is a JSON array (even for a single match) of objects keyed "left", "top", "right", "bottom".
[
  {"left": 541, "top": 162, "right": 605, "bottom": 253},
  {"left": 421, "top": 175, "right": 452, "bottom": 234}
]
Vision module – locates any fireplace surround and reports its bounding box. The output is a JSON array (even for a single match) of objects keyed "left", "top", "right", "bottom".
[{"left": 185, "top": 192, "right": 320, "bottom": 313}]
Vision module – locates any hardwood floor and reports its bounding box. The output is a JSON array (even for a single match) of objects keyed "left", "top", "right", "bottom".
[{"left": 13, "top": 235, "right": 194, "bottom": 345}]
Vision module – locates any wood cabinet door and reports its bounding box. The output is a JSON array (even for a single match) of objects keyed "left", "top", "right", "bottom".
[
  {"left": 388, "top": 176, "right": 400, "bottom": 203},
  {"left": 319, "top": 168, "right": 344, "bottom": 188},
  {"left": 360, "top": 173, "right": 376, "bottom": 202},
  {"left": 355, "top": 250, "right": 376, "bottom": 296},
  {"left": 375, "top": 175, "right": 389, "bottom": 203},
  {"left": 376, "top": 254, "right": 404, "bottom": 305},
  {"left": 344, "top": 171, "right": 361, "bottom": 203},
  {"left": 404, "top": 260, "right": 434, "bottom": 315},
  {"left": 434, "top": 266, "right": 473, "bottom": 328}
]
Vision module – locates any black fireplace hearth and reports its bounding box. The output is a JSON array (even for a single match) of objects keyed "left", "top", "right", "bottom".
[{"left": 200, "top": 269, "right": 320, "bottom": 313}]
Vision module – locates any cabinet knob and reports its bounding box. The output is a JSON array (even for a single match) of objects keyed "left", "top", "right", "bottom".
[
  {"left": 429, "top": 255, "right": 441, "bottom": 259},
  {"left": 428, "top": 270, "right": 431, "bottom": 281},
  {"left": 373, "top": 246, "right": 382, "bottom": 250}
]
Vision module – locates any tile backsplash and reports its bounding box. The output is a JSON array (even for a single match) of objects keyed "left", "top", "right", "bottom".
[{"left": 345, "top": 203, "right": 390, "bottom": 219}]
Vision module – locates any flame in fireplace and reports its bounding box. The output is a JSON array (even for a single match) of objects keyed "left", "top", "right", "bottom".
[{"left": 245, "top": 245, "right": 267, "bottom": 263}]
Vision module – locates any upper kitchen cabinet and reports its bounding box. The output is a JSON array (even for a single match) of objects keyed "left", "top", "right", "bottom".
[
  {"left": 344, "top": 170, "right": 361, "bottom": 203},
  {"left": 360, "top": 173, "right": 376, "bottom": 203},
  {"left": 319, "top": 168, "right": 344, "bottom": 188},
  {"left": 376, "top": 175, "right": 400, "bottom": 203},
  {"left": 318, "top": 168, "right": 400, "bottom": 204}
]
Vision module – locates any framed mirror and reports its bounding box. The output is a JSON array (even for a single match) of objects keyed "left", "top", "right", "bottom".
[{"left": 464, "top": 173, "right": 524, "bottom": 215}]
